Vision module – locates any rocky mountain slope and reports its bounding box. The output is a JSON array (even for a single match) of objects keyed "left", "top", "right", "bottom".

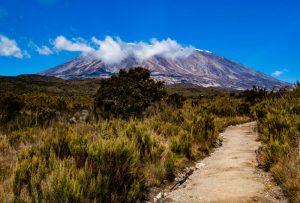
[{"left": 40, "top": 50, "right": 288, "bottom": 89}]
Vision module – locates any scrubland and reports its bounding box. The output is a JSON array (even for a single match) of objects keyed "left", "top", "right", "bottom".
[
  {"left": 0, "top": 69, "right": 298, "bottom": 202},
  {"left": 252, "top": 85, "right": 300, "bottom": 202}
]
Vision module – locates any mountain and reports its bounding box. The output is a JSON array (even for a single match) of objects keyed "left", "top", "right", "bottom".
[{"left": 40, "top": 50, "right": 288, "bottom": 89}]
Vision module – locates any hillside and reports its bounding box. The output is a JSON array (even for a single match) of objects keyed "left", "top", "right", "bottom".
[
  {"left": 0, "top": 69, "right": 298, "bottom": 202},
  {"left": 40, "top": 50, "right": 288, "bottom": 89},
  {"left": 0, "top": 74, "right": 239, "bottom": 97}
]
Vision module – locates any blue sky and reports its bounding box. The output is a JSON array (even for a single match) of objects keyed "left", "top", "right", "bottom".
[{"left": 0, "top": 0, "right": 299, "bottom": 82}]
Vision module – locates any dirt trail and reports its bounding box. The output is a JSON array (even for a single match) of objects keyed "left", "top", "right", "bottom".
[{"left": 163, "top": 122, "right": 286, "bottom": 203}]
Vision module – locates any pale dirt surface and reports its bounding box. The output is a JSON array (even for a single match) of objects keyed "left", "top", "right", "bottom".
[{"left": 162, "top": 122, "right": 287, "bottom": 203}]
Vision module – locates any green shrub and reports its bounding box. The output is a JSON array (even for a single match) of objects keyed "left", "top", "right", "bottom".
[
  {"left": 171, "top": 130, "right": 193, "bottom": 158},
  {"left": 261, "top": 139, "right": 285, "bottom": 170},
  {"left": 94, "top": 68, "right": 166, "bottom": 119},
  {"left": 125, "top": 123, "right": 154, "bottom": 159},
  {"left": 252, "top": 85, "right": 300, "bottom": 202},
  {"left": 166, "top": 93, "right": 186, "bottom": 108},
  {"left": 12, "top": 124, "right": 146, "bottom": 202},
  {"left": 4, "top": 83, "right": 261, "bottom": 202},
  {"left": 164, "top": 152, "right": 175, "bottom": 181},
  {"left": 43, "top": 161, "right": 83, "bottom": 202},
  {"left": 87, "top": 137, "right": 145, "bottom": 202}
]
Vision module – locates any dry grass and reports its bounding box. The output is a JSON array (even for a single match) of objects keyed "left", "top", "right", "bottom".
[
  {"left": 252, "top": 86, "right": 300, "bottom": 202},
  {"left": 0, "top": 98, "right": 250, "bottom": 202}
]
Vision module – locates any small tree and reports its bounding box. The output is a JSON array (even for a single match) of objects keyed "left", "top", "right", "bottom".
[{"left": 94, "top": 68, "right": 166, "bottom": 119}]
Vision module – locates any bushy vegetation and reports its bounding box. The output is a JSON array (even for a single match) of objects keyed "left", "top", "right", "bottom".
[
  {"left": 0, "top": 68, "right": 297, "bottom": 202},
  {"left": 0, "top": 93, "right": 93, "bottom": 132},
  {"left": 0, "top": 69, "right": 251, "bottom": 202},
  {"left": 94, "top": 68, "right": 166, "bottom": 119},
  {"left": 0, "top": 74, "right": 103, "bottom": 96},
  {"left": 0, "top": 100, "right": 249, "bottom": 202},
  {"left": 252, "top": 84, "right": 300, "bottom": 202}
]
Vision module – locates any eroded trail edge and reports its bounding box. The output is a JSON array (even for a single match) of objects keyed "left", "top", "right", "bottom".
[{"left": 162, "top": 122, "right": 286, "bottom": 203}]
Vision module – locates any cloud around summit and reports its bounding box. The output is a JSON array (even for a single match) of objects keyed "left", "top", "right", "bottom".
[
  {"left": 0, "top": 34, "right": 196, "bottom": 63},
  {"left": 52, "top": 35, "right": 195, "bottom": 64}
]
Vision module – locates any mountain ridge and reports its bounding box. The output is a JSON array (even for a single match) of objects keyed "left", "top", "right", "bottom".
[{"left": 40, "top": 50, "right": 288, "bottom": 90}]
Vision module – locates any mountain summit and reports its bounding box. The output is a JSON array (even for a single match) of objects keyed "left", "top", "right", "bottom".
[{"left": 40, "top": 50, "right": 287, "bottom": 89}]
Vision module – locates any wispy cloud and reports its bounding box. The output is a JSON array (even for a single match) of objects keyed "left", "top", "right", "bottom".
[
  {"left": 53, "top": 36, "right": 94, "bottom": 53},
  {"left": 29, "top": 41, "right": 53, "bottom": 55},
  {"left": 52, "top": 35, "right": 195, "bottom": 64},
  {"left": 0, "top": 35, "right": 24, "bottom": 58},
  {"left": 36, "top": 45, "right": 53, "bottom": 55},
  {"left": 272, "top": 69, "right": 288, "bottom": 77}
]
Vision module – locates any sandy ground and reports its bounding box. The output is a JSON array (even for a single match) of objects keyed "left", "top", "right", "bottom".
[{"left": 162, "top": 122, "right": 287, "bottom": 203}]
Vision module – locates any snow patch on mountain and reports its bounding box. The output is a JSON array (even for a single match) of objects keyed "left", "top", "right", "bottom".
[{"left": 41, "top": 49, "right": 289, "bottom": 90}]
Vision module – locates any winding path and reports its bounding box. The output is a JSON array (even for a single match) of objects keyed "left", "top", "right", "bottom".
[{"left": 163, "top": 122, "right": 286, "bottom": 202}]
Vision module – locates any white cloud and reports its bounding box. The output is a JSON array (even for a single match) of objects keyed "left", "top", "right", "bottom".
[
  {"left": 272, "top": 70, "right": 283, "bottom": 77},
  {"left": 134, "top": 38, "right": 194, "bottom": 61},
  {"left": 53, "top": 36, "right": 94, "bottom": 53},
  {"left": 91, "top": 36, "right": 195, "bottom": 64},
  {"left": 29, "top": 41, "right": 53, "bottom": 55},
  {"left": 52, "top": 35, "right": 195, "bottom": 64},
  {"left": 0, "top": 35, "right": 23, "bottom": 58},
  {"left": 37, "top": 45, "right": 53, "bottom": 55},
  {"left": 272, "top": 69, "right": 288, "bottom": 77},
  {"left": 91, "top": 36, "right": 128, "bottom": 64}
]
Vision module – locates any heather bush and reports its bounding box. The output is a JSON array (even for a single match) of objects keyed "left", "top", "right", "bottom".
[
  {"left": 164, "top": 152, "right": 176, "bottom": 181},
  {"left": 0, "top": 92, "right": 94, "bottom": 132},
  {"left": 94, "top": 68, "right": 166, "bottom": 119},
  {"left": 0, "top": 69, "right": 257, "bottom": 202},
  {"left": 7, "top": 96, "right": 247, "bottom": 202},
  {"left": 12, "top": 125, "right": 146, "bottom": 202},
  {"left": 252, "top": 85, "right": 300, "bottom": 202},
  {"left": 171, "top": 130, "right": 193, "bottom": 158}
]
